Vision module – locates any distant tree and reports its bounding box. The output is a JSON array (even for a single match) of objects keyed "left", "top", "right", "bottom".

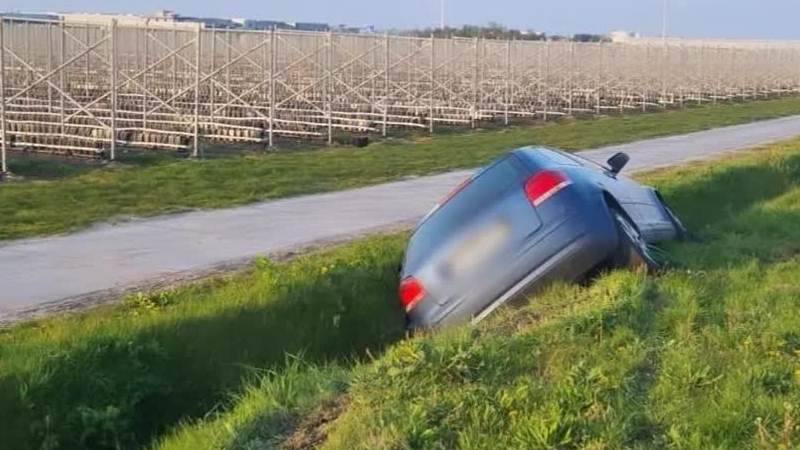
[
  {"left": 572, "top": 33, "right": 609, "bottom": 42},
  {"left": 399, "top": 23, "right": 546, "bottom": 41}
]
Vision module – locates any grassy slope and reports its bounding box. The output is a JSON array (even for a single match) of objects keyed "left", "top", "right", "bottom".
[
  {"left": 3, "top": 136, "right": 800, "bottom": 450},
  {"left": 161, "top": 140, "right": 800, "bottom": 450},
  {"left": 0, "top": 237, "right": 406, "bottom": 450},
  {"left": 318, "top": 142, "right": 800, "bottom": 450},
  {"left": 4, "top": 97, "right": 800, "bottom": 240}
]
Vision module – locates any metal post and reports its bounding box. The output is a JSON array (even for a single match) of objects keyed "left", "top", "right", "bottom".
[
  {"left": 143, "top": 20, "right": 149, "bottom": 130},
  {"left": 60, "top": 20, "right": 66, "bottom": 135},
  {"left": 543, "top": 41, "right": 550, "bottom": 121},
  {"left": 472, "top": 37, "right": 478, "bottom": 128},
  {"left": 268, "top": 27, "right": 275, "bottom": 148},
  {"left": 24, "top": 21, "right": 30, "bottom": 86},
  {"left": 47, "top": 23, "right": 53, "bottom": 112},
  {"left": 109, "top": 20, "right": 117, "bottom": 160},
  {"left": 796, "top": 48, "right": 800, "bottom": 95},
  {"left": 504, "top": 39, "right": 511, "bottom": 125},
  {"left": 660, "top": 40, "right": 667, "bottom": 108},
  {"left": 429, "top": 33, "right": 435, "bottom": 133},
  {"left": 642, "top": 44, "right": 649, "bottom": 111},
  {"left": 714, "top": 46, "right": 721, "bottom": 103},
  {"left": 209, "top": 27, "right": 215, "bottom": 123},
  {"left": 85, "top": 24, "right": 90, "bottom": 99},
  {"left": 679, "top": 44, "right": 685, "bottom": 107},
  {"left": 226, "top": 30, "right": 231, "bottom": 103},
  {"left": 383, "top": 32, "right": 389, "bottom": 137},
  {"left": 172, "top": 26, "right": 178, "bottom": 94},
  {"left": 193, "top": 24, "right": 201, "bottom": 157},
  {"left": 326, "top": 31, "right": 333, "bottom": 146},
  {"left": 597, "top": 41, "right": 603, "bottom": 115},
  {"left": 568, "top": 41, "right": 574, "bottom": 116},
  {"left": 0, "top": 16, "right": 7, "bottom": 175}
]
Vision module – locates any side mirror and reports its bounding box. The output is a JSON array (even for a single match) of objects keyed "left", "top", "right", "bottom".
[{"left": 607, "top": 152, "right": 630, "bottom": 175}]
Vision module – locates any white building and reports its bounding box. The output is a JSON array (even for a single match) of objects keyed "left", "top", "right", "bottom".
[{"left": 58, "top": 10, "right": 202, "bottom": 29}]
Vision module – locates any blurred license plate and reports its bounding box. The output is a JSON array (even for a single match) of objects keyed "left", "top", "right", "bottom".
[{"left": 449, "top": 219, "right": 511, "bottom": 277}]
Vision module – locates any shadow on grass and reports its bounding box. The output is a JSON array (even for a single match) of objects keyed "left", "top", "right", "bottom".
[
  {"left": 0, "top": 252, "right": 406, "bottom": 450},
  {"left": 656, "top": 151, "right": 800, "bottom": 231}
]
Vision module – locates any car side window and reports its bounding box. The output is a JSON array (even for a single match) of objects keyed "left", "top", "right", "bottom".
[{"left": 538, "top": 148, "right": 581, "bottom": 166}]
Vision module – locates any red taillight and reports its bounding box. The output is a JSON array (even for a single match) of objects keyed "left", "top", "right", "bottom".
[
  {"left": 399, "top": 277, "right": 427, "bottom": 312},
  {"left": 524, "top": 170, "right": 572, "bottom": 207}
]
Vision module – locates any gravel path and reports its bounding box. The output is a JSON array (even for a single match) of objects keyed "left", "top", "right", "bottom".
[{"left": 3, "top": 115, "right": 800, "bottom": 322}]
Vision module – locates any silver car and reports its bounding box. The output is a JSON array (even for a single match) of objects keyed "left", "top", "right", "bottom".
[{"left": 399, "top": 146, "right": 686, "bottom": 329}]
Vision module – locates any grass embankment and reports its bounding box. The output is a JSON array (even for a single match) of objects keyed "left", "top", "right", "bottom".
[
  {"left": 161, "top": 140, "right": 800, "bottom": 450},
  {"left": 3, "top": 96, "right": 800, "bottom": 240},
  {"left": 0, "top": 238, "right": 407, "bottom": 449},
  {"left": 3, "top": 137, "right": 800, "bottom": 450}
]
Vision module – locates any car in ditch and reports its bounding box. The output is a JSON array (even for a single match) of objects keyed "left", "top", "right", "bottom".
[{"left": 398, "top": 146, "right": 686, "bottom": 329}]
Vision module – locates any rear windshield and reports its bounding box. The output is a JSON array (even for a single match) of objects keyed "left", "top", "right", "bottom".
[
  {"left": 406, "top": 156, "right": 525, "bottom": 268},
  {"left": 538, "top": 148, "right": 580, "bottom": 166}
]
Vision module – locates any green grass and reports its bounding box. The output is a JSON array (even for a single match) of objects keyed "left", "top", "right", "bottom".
[
  {"left": 4, "top": 136, "right": 800, "bottom": 450},
  {"left": 4, "top": 96, "right": 800, "bottom": 240},
  {"left": 0, "top": 236, "right": 407, "bottom": 450},
  {"left": 159, "top": 140, "right": 800, "bottom": 450}
]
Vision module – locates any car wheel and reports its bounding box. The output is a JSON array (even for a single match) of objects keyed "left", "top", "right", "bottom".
[
  {"left": 663, "top": 203, "right": 688, "bottom": 240},
  {"left": 611, "top": 209, "right": 660, "bottom": 272}
]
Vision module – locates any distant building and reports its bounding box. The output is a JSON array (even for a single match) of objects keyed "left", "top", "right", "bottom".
[
  {"left": 234, "top": 19, "right": 293, "bottom": 30},
  {"left": 1, "top": 12, "right": 60, "bottom": 22},
  {"left": 58, "top": 10, "right": 202, "bottom": 29},
  {"left": 2, "top": 11, "right": 358, "bottom": 34},
  {"left": 609, "top": 30, "right": 640, "bottom": 43}
]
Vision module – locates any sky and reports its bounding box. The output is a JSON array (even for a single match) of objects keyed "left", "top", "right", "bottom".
[{"left": 4, "top": 0, "right": 800, "bottom": 40}]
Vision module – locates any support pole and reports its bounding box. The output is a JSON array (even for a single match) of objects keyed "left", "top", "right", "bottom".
[
  {"left": 268, "top": 27, "right": 276, "bottom": 148},
  {"left": 226, "top": 30, "right": 231, "bottom": 103},
  {"left": 543, "top": 41, "right": 550, "bottom": 121},
  {"left": 47, "top": 23, "right": 53, "bottom": 112},
  {"left": 472, "top": 37, "right": 478, "bottom": 128},
  {"left": 429, "top": 33, "right": 434, "bottom": 133},
  {"left": 0, "top": 16, "right": 7, "bottom": 175},
  {"left": 172, "top": 26, "right": 178, "bottom": 94},
  {"left": 568, "top": 41, "right": 574, "bottom": 116},
  {"left": 642, "top": 44, "right": 649, "bottom": 112},
  {"left": 85, "top": 24, "right": 90, "bottom": 99},
  {"left": 143, "top": 20, "right": 149, "bottom": 130},
  {"left": 209, "top": 27, "right": 215, "bottom": 123},
  {"left": 326, "top": 31, "right": 333, "bottom": 146},
  {"left": 597, "top": 41, "right": 603, "bottom": 115},
  {"left": 504, "top": 39, "right": 511, "bottom": 125},
  {"left": 110, "top": 20, "right": 117, "bottom": 160},
  {"left": 60, "top": 20, "right": 66, "bottom": 135},
  {"left": 193, "top": 24, "right": 202, "bottom": 157},
  {"left": 383, "top": 32, "right": 389, "bottom": 137}
]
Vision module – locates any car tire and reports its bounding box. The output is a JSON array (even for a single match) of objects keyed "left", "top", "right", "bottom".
[{"left": 611, "top": 209, "right": 660, "bottom": 272}]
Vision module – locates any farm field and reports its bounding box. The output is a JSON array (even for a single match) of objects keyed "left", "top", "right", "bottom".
[
  {"left": 2, "top": 137, "right": 800, "bottom": 449},
  {"left": 3, "top": 96, "right": 800, "bottom": 241}
]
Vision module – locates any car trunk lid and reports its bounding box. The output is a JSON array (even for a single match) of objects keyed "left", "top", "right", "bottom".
[{"left": 404, "top": 155, "right": 542, "bottom": 306}]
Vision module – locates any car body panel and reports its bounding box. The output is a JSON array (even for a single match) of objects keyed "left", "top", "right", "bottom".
[{"left": 401, "top": 146, "right": 680, "bottom": 329}]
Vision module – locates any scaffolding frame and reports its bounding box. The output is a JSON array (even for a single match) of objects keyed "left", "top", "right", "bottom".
[{"left": 2, "top": 16, "right": 800, "bottom": 171}]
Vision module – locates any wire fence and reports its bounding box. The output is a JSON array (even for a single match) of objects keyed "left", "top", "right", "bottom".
[{"left": 2, "top": 15, "right": 800, "bottom": 171}]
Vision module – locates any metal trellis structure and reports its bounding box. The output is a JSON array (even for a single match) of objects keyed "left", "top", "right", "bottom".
[{"left": 2, "top": 15, "right": 800, "bottom": 172}]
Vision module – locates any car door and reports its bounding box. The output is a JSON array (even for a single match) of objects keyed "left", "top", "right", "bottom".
[{"left": 565, "top": 151, "right": 672, "bottom": 241}]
